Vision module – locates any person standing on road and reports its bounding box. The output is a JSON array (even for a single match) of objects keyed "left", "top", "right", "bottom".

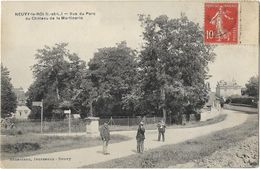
[
  {"left": 136, "top": 121, "right": 145, "bottom": 153},
  {"left": 100, "top": 122, "right": 110, "bottom": 155},
  {"left": 157, "top": 120, "right": 166, "bottom": 142}
]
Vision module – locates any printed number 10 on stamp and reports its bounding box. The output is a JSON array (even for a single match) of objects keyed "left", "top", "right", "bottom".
[{"left": 204, "top": 3, "right": 238, "bottom": 44}]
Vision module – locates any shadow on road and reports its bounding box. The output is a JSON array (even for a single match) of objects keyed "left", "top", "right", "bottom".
[{"left": 131, "top": 149, "right": 138, "bottom": 153}]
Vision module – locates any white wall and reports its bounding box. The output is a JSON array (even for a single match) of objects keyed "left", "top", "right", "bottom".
[{"left": 15, "top": 106, "right": 30, "bottom": 119}]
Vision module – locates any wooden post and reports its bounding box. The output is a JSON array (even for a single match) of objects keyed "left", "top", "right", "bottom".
[
  {"left": 161, "top": 64, "right": 167, "bottom": 121},
  {"left": 69, "top": 111, "right": 71, "bottom": 134},
  {"left": 41, "top": 99, "right": 43, "bottom": 133}
]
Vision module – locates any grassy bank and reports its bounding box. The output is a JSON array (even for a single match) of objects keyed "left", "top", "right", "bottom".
[
  {"left": 175, "top": 113, "right": 227, "bottom": 129},
  {"left": 1, "top": 119, "right": 87, "bottom": 135},
  {"left": 1, "top": 134, "right": 130, "bottom": 160},
  {"left": 86, "top": 114, "right": 258, "bottom": 168},
  {"left": 191, "top": 135, "right": 258, "bottom": 167},
  {"left": 224, "top": 104, "right": 258, "bottom": 114}
]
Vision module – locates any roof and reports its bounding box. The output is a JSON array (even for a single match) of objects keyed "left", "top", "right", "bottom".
[
  {"left": 16, "top": 105, "right": 31, "bottom": 111},
  {"left": 216, "top": 80, "right": 242, "bottom": 88}
]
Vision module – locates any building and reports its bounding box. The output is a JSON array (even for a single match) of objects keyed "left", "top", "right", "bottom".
[
  {"left": 13, "top": 87, "right": 26, "bottom": 106},
  {"left": 15, "top": 105, "right": 31, "bottom": 119},
  {"left": 216, "top": 80, "right": 242, "bottom": 98},
  {"left": 13, "top": 87, "right": 31, "bottom": 119}
]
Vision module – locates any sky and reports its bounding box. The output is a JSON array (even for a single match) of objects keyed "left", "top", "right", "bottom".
[{"left": 2, "top": 1, "right": 259, "bottom": 92}]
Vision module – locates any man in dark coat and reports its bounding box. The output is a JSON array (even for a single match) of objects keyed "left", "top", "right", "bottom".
[
  {"left": 100, "top": 122, "right": 110, "bottom": 155},
  {"left": 136, "top": 121, "right": 145, "bottom": 153},
  {"left": 157, "top": 120, "right": 166, "bottom": 142}
]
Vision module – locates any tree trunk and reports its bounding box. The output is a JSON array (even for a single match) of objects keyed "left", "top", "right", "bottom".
[
  {"left": 55, "top": 77, "right": 60, "bottom": 100},
  {"left": 89, "top": 99, "right": 93, "bottom": 117},
  {"left": 161, "top": 64, "right": 167, "bottom": 121},
  {"left": 56, "top": 87, "right": 60, "bottom": 100}
]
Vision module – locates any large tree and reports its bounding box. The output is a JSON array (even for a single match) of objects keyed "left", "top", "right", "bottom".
[
  {"left": 245, "top": 76, "right": 259, "bottom": 98},
  {"left": 1, "top": 64, "right": 17, "bottom": 118},
  {"left": 26, "top": 43, "right": 87, "bottom": 119},
  {"left": 137, "top": 14, "right": 215, "bottom": 121},
  {"left": 85, "top": 41, "right": 138, "bottom": 117}
]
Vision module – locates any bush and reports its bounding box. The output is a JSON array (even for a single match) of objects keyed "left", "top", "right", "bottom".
[
  {"left": 227, "top": 96, "right": 257, "bottom": 108},
  {"left": 3, "top": 129, "right": 23, "bottom": 136}
]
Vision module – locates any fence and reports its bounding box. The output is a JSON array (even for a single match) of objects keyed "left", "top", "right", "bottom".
[
  {"left": 1, "top": 118, "right": 86, "bottom": 134},
  {"left": 1, "top": 116, "right": 163, "bottom": 134},
  {"left": 99, "top": 116, "right": 162, "bottom": 126}
]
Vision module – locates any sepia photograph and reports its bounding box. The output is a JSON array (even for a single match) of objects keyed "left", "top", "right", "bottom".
[{"left": 1, "top": 0, "right": 259, "bottom": 168}]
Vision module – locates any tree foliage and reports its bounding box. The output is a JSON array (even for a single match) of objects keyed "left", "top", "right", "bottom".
[
  {"left": 85, "top": 41, "right": 138, "bottom": 117},
  {"left": 26, "top": 43, "right": 87, "bottom": 119},
  {"left": 245, "top": 76, "right": 259, "bottom": 98},
  {"left": 1, "top": 64, "right": 17, "bottom": 117},
  {"left": 136, "top": 14, "right": 215, "bottom": 119}
]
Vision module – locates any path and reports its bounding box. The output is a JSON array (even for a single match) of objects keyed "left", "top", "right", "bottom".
[{"left": 1, "top": 110, "right": 248, "bottom": 168}]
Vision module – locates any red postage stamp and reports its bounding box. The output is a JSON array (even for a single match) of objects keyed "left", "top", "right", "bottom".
[{"left": 204, "top": 3, "right": 238, "bottom": 44}]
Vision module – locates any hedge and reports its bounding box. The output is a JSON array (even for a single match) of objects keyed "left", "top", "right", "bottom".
[{"left": 226, "top": 96, "right": 258, "bottom": 108}]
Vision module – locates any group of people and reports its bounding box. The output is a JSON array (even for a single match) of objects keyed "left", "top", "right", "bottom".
[{"left": 99, "top": 119, "right": 166, "bottom": 155}]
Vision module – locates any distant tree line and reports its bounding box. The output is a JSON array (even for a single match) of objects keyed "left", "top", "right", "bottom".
[
  {"left": 24, "top": 14, "right": 216, "bottom": 120},
  {"left": 1, "top": 64, "right": 17, "bottom": 118},
  {"left": 244, "top": 76, "right": 259, "bottom": 98}
]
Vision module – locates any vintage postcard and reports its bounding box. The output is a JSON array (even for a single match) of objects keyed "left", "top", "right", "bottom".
[{"left": 1, "top": 0, "right": 259, "bottom": 168}]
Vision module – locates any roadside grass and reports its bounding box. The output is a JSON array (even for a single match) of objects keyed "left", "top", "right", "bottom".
[
  {"left": 1, "top": 114, "right": 227, "bottom": 135},
  {"left": 1, "top": 119, "right": 87, "bottom": 135},
  {"left": 85, "top": 114, "right": 258, "bottom": 168},
  {"left": 175, "top": 113, "right": 227, "bottom": 128},
  {"left": 1, "top": 134, "right": 130, "bottom": 160}
]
